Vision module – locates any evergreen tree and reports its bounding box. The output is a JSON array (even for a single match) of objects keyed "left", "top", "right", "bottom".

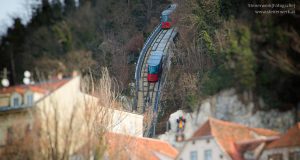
[
  {"left": 2, "top": 18, "right": 26, "bottom": 84},
  {"left": 64, "top": 0, "right": 76, "bottom": 14}
]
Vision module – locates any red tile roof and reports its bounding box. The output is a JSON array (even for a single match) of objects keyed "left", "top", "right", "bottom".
[
  {"left": 266, "top": 122, "right": 300, "bottom": 149},
  {"left": 235, "top": 137, "right": 279, "bottom": 153},
  {"left": 191, "top": 118, "right": 279, "bottom": 160},
  {"left": 0, "top": 79, "right": 70, "bottom": 95},
  {"left": 106, "top": 132, "right": 178, "bottom": 160}
]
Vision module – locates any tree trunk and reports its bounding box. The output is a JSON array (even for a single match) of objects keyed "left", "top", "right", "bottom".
[{"left": 9, "top": 49, "right": 16, "bottom": 85}]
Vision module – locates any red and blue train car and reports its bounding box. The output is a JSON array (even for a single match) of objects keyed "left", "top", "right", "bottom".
[
  {"left": 161, "top": 4, "right": 177, "bottom": 29},
  {"left": 147, "top": 51, "right": 163, "bottom": 83}
]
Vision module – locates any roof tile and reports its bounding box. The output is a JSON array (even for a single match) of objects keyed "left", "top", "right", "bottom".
[
  {"left": 192, "top": 118, "right": 279, "bottom": 160},
  {"left": 0, "top": 79, "right": 70, "bottom": 95},
  {"left": 266, "top": 122, "right": 300, "bottom": 149},
  {"left": 106, "top": 132, "right": 178, "bottom": 160}
]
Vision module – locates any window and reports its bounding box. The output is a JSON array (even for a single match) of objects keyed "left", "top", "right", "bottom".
[
  {"left": 289, "top": 151, "right": 300, "bottom": 160},
  {"left": 161, "top": 15, "right": 168, "bottom": 22},
  {"left": 10, "top": 93, "right": 22, "bottom": 107},
  {"left": 268, "top": 154, "right": 283, "bottom": 160},
  {"left": 13, "top": 97, "right": 20, "bottom": 107},
  {"left": 24, "top": 91, "right": 34, "bottom": 106},
  {"left": 190, "top": 151, "right": 197, "bottom": 160},
  {"left": 26, "top": 94, "right": 33, "bottom": 105},
  {"left": 204, "top": 150, "right": 212, "bottom": 160},
  {"left": 148, "top": 66, "right": 158, "bottom": 74},
  {"left": 206, "top": 139, "right": 210, "bottom": 143},
  {"left": 220, "top": 154, "right": 223, "bottom": 159}
]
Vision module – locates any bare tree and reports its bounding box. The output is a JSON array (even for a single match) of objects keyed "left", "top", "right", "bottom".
[{"left": 1, "top": 68, "right": 127, "bottom": 160}]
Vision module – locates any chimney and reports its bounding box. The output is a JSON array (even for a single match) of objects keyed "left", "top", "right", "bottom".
[
  {"left": 72, "top": 70, "right": 79, "bottom": 77},
  {"left": 57, "top": 72, "right": 63, "bottom": 80}
]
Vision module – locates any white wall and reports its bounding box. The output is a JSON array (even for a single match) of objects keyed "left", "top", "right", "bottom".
[
  {"left": 0, "top": 76, "right": 143, "bottom": 157},
  {"left": 36, "top": 76, "right": 143, "bottom": 137},
  {"left": 259, "top": 147, "right": 300, "bottom": 160},
  {"left": 176, "top": 136, "right": 230, "bottom": 160},
  {"left": 154, "top": 151, "right": 175, "bottom": 160},
  {"left": 77, "top": 92, "right": 144, "bottom": 137},
  {"left": 110, "top": 109, "right": 143, "bottom": 137}
]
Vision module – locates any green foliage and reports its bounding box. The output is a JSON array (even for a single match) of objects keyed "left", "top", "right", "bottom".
[
  {"left": 201, "top": 30, "right": 215, "bottom": 55},
  {"left": 256, "top": 68, "right": 283, "bottom": 109},
  {"left": 53, "top": 22, "right": 73, "bottom": 52},
  {"left": 201, "top": 65, "right": 233, "bottom": 95},
  {"left": 64, "top": 0, "right": 76, "bottom": 14},
  {"left": 199, "top": 0, "right": 300, "bottom": 110},
  {"left": 191, "top": 0, "right": 221, "bottom": 36},
  {"left": 219, "top": 0, "right": 242, "bottom": 18},
  {"left": 226, "top": 25, "right": 256, "bottom": 90},
  {"left": 201, "top": 23, "right": 255, "bottom": 95},
  {"left": 185, "top": 93, "right": 199, "bottom": 111}
]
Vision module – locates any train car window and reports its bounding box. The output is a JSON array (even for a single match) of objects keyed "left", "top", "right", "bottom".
[
  {"left": 161, "top": 15, "right": 168, "bottom": 22},
  {"left": 148, "top": 66, "right": 158, "bottom": 74}
]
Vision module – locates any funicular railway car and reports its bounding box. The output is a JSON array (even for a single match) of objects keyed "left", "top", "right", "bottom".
[
  {"left": 161, "top": 4, "right": 177, "bottom": 29},
  {"left": 147, "top": 51, "right": 164, "bottom": 83}
]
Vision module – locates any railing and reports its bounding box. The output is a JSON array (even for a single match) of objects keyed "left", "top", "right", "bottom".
[{"left": 133, "top": 24, "right": 162, "bottom": 111}]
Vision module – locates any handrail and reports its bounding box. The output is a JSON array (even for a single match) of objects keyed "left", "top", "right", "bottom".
[{"left": 133, "top": 24, "right": 162, "bottom": 111}]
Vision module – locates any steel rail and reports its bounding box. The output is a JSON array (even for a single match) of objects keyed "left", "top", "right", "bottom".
[
  {"left": 148, "top": 28, "right": 177, "bottom": 137},
  {"left": 133, "top": 24, "right": 162, "bottom": 111},
  {"left": 134, "top": 22, "right": 177, "bottom": 136}
]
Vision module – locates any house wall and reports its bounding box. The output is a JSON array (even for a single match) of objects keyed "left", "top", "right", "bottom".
[
  {"left": 110, "top": 109, "right": 143, "bottom": 136},
  {"left": 176, "top": 137, "right": 230, "bottom": 160},
  {"left": 74, "top": 91, "right": 144, "bottom": 137},
  {"left": 36, "top": 76, "right": 143, "bottom": 137},
  {"left": 36, "top": 76, "right": 88, "bottom": 153},
  {"left": 154, "top": 151, "right": 174, "bottom": 160},
  {"left": 36, "top": 76, "right": 82, "bottom": 126},
  {"left": 33, "top": 92, "right": 43, "bottom": 102},
  {"left": 0, "top": 110, "right": 34, "bottom": 153},
  {"left": 259, "top": 147, "right": 300, "bottom": 160},
  {"left": 0, "top": 91, "right": 44, "bottom": 108},
  {"left": 0, "top": 76, "right": 144, "bottom": 156},
  {"left": 0, "top": 93, "right": 10, "bottom": 107},
  {"left": 35, "top": 76, "right": 144, "bottom": 152}
]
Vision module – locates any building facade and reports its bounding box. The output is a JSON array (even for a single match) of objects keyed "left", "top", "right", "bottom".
[
  {"left": 176, "top": 118, "right": 280, "bottom": 160},
  {"left": 0, "top": 75, "right": 143, "bottom": 158}
]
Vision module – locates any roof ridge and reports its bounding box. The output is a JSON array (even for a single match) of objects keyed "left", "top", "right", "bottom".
[
  {"left": 250, "top": 127, "right": 279, "bottom": 134},
  {"left": 209, "top": 117, "right": 278, "bottom": 134},
  {"left": 235, "top": 136, "right": 280, "bottom": 145},
  {"left": 209, "top": 117, "right": 249, "bottom": 128}
]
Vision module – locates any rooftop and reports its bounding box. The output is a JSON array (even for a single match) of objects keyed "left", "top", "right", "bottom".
[
  {"left": 0, "top": 78, "right": 71, "bottom": 112},
  {"left": 0, "top": 78, "right": 70, "bottom": 95},
  {"left": 191, "top": 118, "right": 280, "bottom": 160},
  {"left": 106, "top": 132, "right": 178, "bottom": 160},
  {"left": 266, "top": 122, "right": 300, "bottom": 149}
]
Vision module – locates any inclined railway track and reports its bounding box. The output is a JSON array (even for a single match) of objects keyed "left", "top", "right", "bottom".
[
  {"left": 139, "top": 30, "right": 168, "bottom": 112},
  {"left": 135, "top": 24, "right": 177, "bottom": 136},
  {"left": 137, "top": 28, "right": 175, "bottom": 112}
]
